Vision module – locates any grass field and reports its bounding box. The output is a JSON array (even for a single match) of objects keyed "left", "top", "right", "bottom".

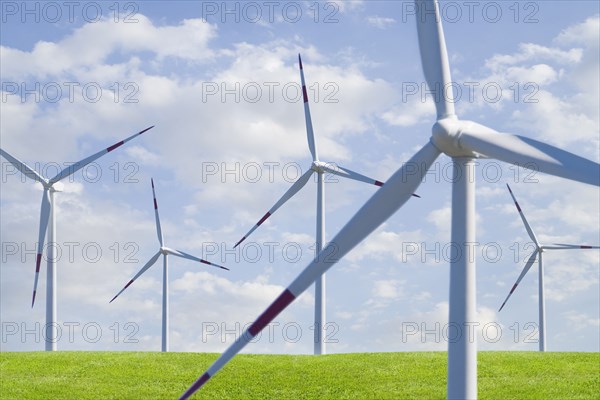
[{"left": 1, "top": 351, "right": 598, "bottom": 399}]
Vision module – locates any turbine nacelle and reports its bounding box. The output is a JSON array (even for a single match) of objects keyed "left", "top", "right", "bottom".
[
  {"left": 311, "top": 160, "right": 329, "bottom": 174},
  {"left": 160, "top": 247, "right": 171, "bottom": 255},
  {"left": 432, "top": 118, "right": 492, "bottom": 158}
]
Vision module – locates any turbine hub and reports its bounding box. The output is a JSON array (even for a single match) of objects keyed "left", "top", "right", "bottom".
[
  {"left": 431, "top": 118, "right": 478, "bottom": 158},
  {"left": 311, "top": 161, "right": 327, "bottom": 174},
  {"left": 160, "top": 247, "right": 168, "bottom": 255}
]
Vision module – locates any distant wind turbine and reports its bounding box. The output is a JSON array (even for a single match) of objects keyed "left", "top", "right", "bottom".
[
  {"left": 179, "top": 1, "right": 599, "bottom": 399},
  {"left": 110, "top": 178, "right": 228, "bottom": 352},
  {"left": 499, "top": 184, "right": 600, "bottom": 352},
  {"left": 232, "top": 54, "right": 409, "bottom": 355},
  {"left": 1, "top": 125, "right": 154, "bottom": 351}
]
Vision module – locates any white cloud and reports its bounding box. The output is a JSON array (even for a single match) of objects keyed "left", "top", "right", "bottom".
[
  {"left": 484, "top": 43, "right": 582, "bottom": 69},
  {"left": 1, "top": 17, "right": 217, "bottom": 80},
  {"left": 367, "top": 16, "right": 396, "bottom": 29},
  {"left": 381, "top": 98, "right": 436, "bottom": 127},
  {"left": 372, "top": 279, "right": 405, "bottom": 300}
]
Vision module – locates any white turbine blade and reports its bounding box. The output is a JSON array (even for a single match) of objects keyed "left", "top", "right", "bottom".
[
  {"left": 498, "top": 251, "right": 538, "bottom": 312},
  {"left": 545, "top": 244, "right": 600, "bottom": 250},
  {"left": 151, "top": 178, "right": 164, "bottom": 246},
  {"left": 109, "top": 251, "right": 161, "bottom": 303},
  {"left": 0, "top": 148, "right": 47, "bottom": 185},
  {"left": 459, "top": 126, "right": 600, "bottom": 187},
  {"left": 321, "top": 163, "right": 384, "bottom": 187},
  {"left": 506, "top": 184, "right": 539, "bottom": 246},
  {"left": 49, "top": 126, "right": 154, "bottom": 184},
  {"left": 233, "top": 169, "right": 314, "bottom": 248},
  {"left": 321, "top": 163, "right": 421, "bottom": 198},
  {"left": 32, "top": 188, "right": 51, "bottom": 307},
  {"left": 298, "top": 54, "right": 318, "bottom": 161},
  {"left": 180, "top": 141, "right": 441, "bottom": 398},
  {"left": 167, "top": 248, "right": 229, "bottom": 271},
  {"left": 415, "top": 0, "right": 455, "bottom": 119}
]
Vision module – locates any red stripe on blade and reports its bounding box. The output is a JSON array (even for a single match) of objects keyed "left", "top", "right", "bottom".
[
  {"left": 302, "top": 86, "right": 308, "bottom": 103},
  {"left": 154, "top": 199, "right": 158, "bottom": 209},
  {"left": 374, "top": 180, "right": 384, "bottom": 187},
  {"left": 124, "top": 279, "right": 134, "bottom": 290},
  {"left": 35, "top": 253, "right": 42, "bottom": 273},
  {"left": 249, "top": 289, "right": 295, "bottom": 336},
  {"left": 298, "top": 55, "right": 303, "bottom": 70},
  {"left": 257, "top": 212, "right": 271, "bottom": 226},
  {"left": 509, "top": 283, "right": 518, "bottom": 294},
  {"left": 107, "top": 141, "right": 125, "bottom": 152},
  {"left": 514, "top": 202, "right": 521, "bottom": 212},
  {"left": 581, "top": 245, "right": 592, "bottom": 249},
  {"left": 234, "top": 236, "right": 246, "bottom": 248},
  {"left": 181, "top": 372, "right": 211, "bottom": 399}
]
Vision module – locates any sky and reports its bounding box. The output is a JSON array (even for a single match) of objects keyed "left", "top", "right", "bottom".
[{"left": 1, "top": 1, "right": 599, "bottom": 354}]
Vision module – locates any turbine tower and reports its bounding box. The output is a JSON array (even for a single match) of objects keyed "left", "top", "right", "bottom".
[
  {"left": 232, "top": 55, "right": 403, "bottom": 355},
  {"left": 499, "top": 184, "right": 600, "bottom": 352},
  {"left": 1, "top": 125, "right": 154, "bottom": 351},
  {"left": 110, "top": 178, "right": 228, "bottom": 352}
]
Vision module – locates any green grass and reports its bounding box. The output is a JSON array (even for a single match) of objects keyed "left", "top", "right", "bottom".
[{"left": 1, "top": 352, "right": 598, "bottom": 399}]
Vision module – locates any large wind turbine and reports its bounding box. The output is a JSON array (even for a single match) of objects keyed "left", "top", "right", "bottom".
[
  {"left": 110, "top": 178, "right": 228, "bottom": 352},
  {"left": 180, "top": 0, "right": 600, "bottom": 398},
  {"left": 1, "top": 126, "right": 154, "bottom": 351},
  {"left": 232, "top": 54, "right": 402, "bottom": 355},
  {"left": 499, "top": 184, "right": 599, "bottom": 352}
]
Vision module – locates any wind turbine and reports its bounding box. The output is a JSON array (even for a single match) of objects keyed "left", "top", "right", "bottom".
[
  {"left": 499, "top": 184, "right": 599, "bottom": 352},
  {"left": 0, "top": 125, "right": 154, "bottom": 351},
  {"left": 180, "top": 1, "right": 600, "bottom": 398},
  {"left": 232, "top": 54, "right": 408, "bottom": 355},
  {"left": 110, "top": 178, "right": 228, "bottom": 352}
]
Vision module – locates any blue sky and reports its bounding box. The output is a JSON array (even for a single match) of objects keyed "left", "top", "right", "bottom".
[{"left": 1, "top": 1, "right": 598, "bottom": 353}]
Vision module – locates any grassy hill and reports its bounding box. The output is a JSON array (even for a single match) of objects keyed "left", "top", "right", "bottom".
[{"left": 1, "top": 351, "right": 598, "bottom": 399}]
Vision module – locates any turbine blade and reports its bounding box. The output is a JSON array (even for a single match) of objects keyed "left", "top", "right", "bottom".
[
  {"left": 151, "top": 178, "right": 164, "bottom": 246},
  {"left": 459, "top": 127, "right": 600, "bottom": 187},
  {"left": 233, "top": 169, "right": 314, "bottom": 248},
  {"left": 49, "top": 126, "right": 154, "bottom": 184},
  {"left": 321, "top": 163, "right": 421, "bottom": 197},
  {"left": 32, "top": 188, "right": 51, "bottom": 307},
  {"left": 506, "top": 184, "right": 539, "bottom": 246},
  {"left": 109, "top": 251, "right": 161, "bottom": 303},
  {"left": 180, "top": 141, "right": 441, "bottom": 398},
  {"left": 546, "top": 244, "right": 600, "bottom": 250},
  {"left": 498, "top": 251, "right": 538, "bottom": 312},
  {"left": 168, "top": 249, "right": 228, "bottom": 271},
  {"left": 321, "top": 162, "right": 384, "bottom": 186},
  {"left": 0, "top": 148, "right": 47, "bottom": 185},
  {"left": 299, "top": 54, "right": 318, "bottom": 161},
  {"left": 415, "top": 0, "right": 455, "bottom": 119}
]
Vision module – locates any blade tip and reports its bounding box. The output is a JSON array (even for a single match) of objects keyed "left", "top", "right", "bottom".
[
  {"left": 181, "top": 372, "right": 212, "bottom": 399},
  {"left": 142, "top": 125, "right": 155, "bottom": 134},
  {"left": 234, "top": 236, "right": 246, "bottom": 248}
]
